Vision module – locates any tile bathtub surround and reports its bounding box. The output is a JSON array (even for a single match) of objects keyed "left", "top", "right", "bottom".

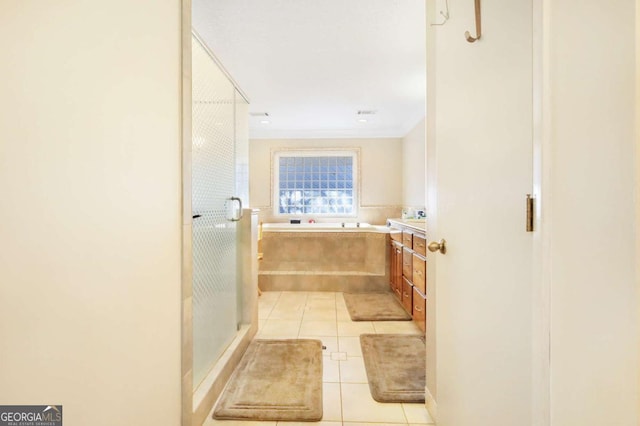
[
  {"left": 258, "top": 232, "right": 390, "bottom": 293},
  {"left": 204, "top": 291, "right": 434, "bottom": 426}
]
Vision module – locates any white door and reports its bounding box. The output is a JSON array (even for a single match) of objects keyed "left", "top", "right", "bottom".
[{"left": 426, "top": 1, "right": 534, "bottom": 425}]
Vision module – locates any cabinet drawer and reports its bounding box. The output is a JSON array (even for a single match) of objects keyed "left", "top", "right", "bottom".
[
  {"left": 390, "top": 227, "right": 402, "bottom": 242},
  {"left": 402, "top": 248, "right": 413, "bottom": 281},
  {"left": 413, "top": 234, "right": 427, "bottom": 256},
  {"left": 412, "top": 287, "right": 426, "bottom": 333},
  {"left": 402, "top": 278, "right": 413, "bottom": 313},
  {"left": 402, "top": 230, "right": 413, "bottom": 248},
  {"left": 393, "top": 283, "right": 402, "bottom": 301},
  {"left": 412, "top": 253, "right": 426, "bottom": 294}
]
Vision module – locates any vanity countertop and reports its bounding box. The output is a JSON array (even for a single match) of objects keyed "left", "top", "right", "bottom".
[{"left": 386, "top": 218, "right": 427, "bottom": 233}]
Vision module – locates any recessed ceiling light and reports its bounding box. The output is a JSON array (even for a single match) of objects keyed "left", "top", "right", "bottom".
[
  {"left": 357, "top": 118, "right": 368, "bottom": 123},
  {"left": 260, "top": 120, "right": 270, "bottom": 124}
]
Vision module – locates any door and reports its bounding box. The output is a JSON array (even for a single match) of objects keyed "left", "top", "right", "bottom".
[
  {"left": 191, "top": 35, "right": 242, "bottom": 387},
  {"left": 426, "top": 1, "right": 534, "bottom": 425}
]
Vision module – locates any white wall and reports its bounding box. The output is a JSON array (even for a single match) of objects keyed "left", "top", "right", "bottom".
[
  {"left": 0, "top": 2, "right": 183, "bottom": 426},
  {"left": 402, "top": 118, "right": 426, "bottom": 209},
  {"left": 543, "top": 0, "right": 639, "bottom": 424},
  {"left": 249, "top": 138, "right": 403, "bottom": 224}
]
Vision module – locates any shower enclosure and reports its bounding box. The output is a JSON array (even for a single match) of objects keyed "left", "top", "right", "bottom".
[{"left": 191, "top": 34, "right": 249, "bottom": 388}]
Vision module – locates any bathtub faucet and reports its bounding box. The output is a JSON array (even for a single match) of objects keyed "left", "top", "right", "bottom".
[
  {"left": 341, "top": 222, "right": 345, "bottom": 228},
  {"left": 357, "top": 222, "right": 360, "bottom": 228}
]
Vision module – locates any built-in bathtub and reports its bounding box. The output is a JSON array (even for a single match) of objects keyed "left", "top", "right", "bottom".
[{"left": 259, "top": 222, "right": 390, "bottom": 292}]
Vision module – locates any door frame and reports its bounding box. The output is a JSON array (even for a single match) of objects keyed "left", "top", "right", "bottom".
[{"left": 531, "top": 0, "right": 550, "bottom": 424}]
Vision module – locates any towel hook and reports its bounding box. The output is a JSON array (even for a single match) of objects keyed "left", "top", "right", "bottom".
[
  {"left": 464, "top": 0, "right": 482, "bottom": 43},
  {"left": 430, "top": 0, "right": 450, "bottom": 26}
]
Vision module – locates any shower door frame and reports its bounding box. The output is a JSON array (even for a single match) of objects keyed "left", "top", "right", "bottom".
[{"left": 180, "top": 7, "right": 256, "bottom": 423}]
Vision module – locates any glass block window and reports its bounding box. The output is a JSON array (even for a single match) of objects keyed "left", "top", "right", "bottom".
[{"left": 274, "top": 151, "right": 358, "bottom": 216}]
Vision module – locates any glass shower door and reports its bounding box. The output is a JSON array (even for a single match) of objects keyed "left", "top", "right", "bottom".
[{"left": 192, "top": 35, "right": 240, "bottom": 387}]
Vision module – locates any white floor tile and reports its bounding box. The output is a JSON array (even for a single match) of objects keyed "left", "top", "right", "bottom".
[
  {"left": 268, "top": 306, "right": 306, "bottom": 320},
  {"left": 339, "top": 356, "right": 368, "bottom": 384},
  {"left": 341, "top": 383, "right": 407, "bottom": 423},
  {"left": 307, "top": 298, "right": 337, "bottom": 310},
  {"left": 273, "top": 300, "right": 307, "bottom": 313},
  {"left": 258, "top": 302, "right": 276, "bottom": 319},
  {"left": 373, "top": 321, "right": 422, "bottom": 335},
  {"left": 302, "top": 307, "right": 337, "bottom": 321},
  {"left": 243, "top": 292, "right": 432, "bottom": 426},
  {"left": 258, "top": 291, "right": 281, "bottom": 303},
  {"left": 338, "top": 336, "right": 363, "bottom": 357},
  {"left": 330, "top": 352, "right": 347, "bottom": 361},
  {"left": 280, "top": 423, "right": 341, "bottom": 426},
  {"left": 337, "top": 321, "right": 375, "bottom": 336},
  {"left": 204, "top": 419, "right": 276, "bottom": 426},
  {"left": 343, "top": 423, "right": 406, "bottom": 426},
  {"left": 323, "top": 357, "right": 341, "bottom": 383},
  {"left": 402, "top": 403, "right": 435, "bottom": 424},
  {"left": 300, "top": 320, "right": 338, "bottom": 336},
  {"left": 278, "top": 291, "right": 309, "bottom": 301},
  {"left": 307, "top": 291, "right": 337, "bottom": 301},
  {"left": 323, "top": 382, "right": 343, "bottom": 422},
  {"left": 258, "top": 319, "right": 300, "bottom": 337},
  {"left": 337, "top": 309, "right": 353, "bottom": 321}
]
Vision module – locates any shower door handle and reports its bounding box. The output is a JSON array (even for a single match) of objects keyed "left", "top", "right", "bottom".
[{"left": 229, "top": 197, "right": 243, "bottom": 221}]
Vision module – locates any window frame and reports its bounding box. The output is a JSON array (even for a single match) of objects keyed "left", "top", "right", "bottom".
[{"left": 272, "top": 149, "right": 359, "bottom": 218}]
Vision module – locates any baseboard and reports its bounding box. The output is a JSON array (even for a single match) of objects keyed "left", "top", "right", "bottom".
[{"left": 425, "top": 385, "right": 437, "bottom": 422}]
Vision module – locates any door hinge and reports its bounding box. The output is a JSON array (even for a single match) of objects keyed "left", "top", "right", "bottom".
[{"left": 526, "top": 194, "right": 535, "bottom": 232}]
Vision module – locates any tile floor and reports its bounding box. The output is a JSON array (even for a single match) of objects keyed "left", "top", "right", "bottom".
[{"left": 204, "top": 291, "right": 434, "bottom": 426}]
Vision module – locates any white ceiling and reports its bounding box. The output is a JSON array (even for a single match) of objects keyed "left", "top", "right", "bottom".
[{"left": 192, "top": 0, "right": 426, "bottom": 139}]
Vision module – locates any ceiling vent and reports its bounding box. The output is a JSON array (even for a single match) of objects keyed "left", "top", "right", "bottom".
[
  {"left": 250, "top": 112, "right": 270, "bottom": 117},
  {"left": 357, "top": 110, "right": 377, "bottom": 116}
]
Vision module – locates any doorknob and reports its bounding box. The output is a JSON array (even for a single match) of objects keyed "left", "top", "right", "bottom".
[{"left": 428, "top": 239, "right": 447, "bottom": 254}]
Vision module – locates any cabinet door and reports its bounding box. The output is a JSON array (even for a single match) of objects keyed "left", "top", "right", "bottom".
[
  {"left": 402, "top": 247, "right": 413, "bottom": 281},
  {"left": 389, "top": 241, "right": 396, "bottom": 291},
  {"left": 413, "top": 287, "right": 426, "bottom": 334},
  {"left": 412, "top": 253, "right": 426, "bottom": 295},
  {"left": 390, "top": 241, "right": 403, "bottom": 299}
]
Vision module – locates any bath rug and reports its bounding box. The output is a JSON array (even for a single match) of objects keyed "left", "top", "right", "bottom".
[
  {"left": 360, "top": 334, "right": 426, "bottom": 403},
  {"left": 343, "top": 292, "right": 412, "bottom": 321},
  {"left": 213, "top": 339, "right": 323, "bottom": 421}
]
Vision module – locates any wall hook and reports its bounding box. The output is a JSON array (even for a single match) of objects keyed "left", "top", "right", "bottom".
[
  {"left": 430, "top": 0, "right": 450, "bottom": 26},
  {"left": 464, "top": 0, "right": 482, "bottom": 43}
]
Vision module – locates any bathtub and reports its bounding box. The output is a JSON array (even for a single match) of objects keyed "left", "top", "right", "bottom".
[{"left": 258, "top": 222, "right": 390, "bottom": 292}]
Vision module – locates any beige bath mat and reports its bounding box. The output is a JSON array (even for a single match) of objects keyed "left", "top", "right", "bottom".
[
  {"left": 344, "top": 292, "right": 412, "bottom": 321},
  {"left": 360, "top": 334, "right": 426, "bottom": 403},
  {"left": 213, "top": 339, "right": 323, "bottom": 421}
]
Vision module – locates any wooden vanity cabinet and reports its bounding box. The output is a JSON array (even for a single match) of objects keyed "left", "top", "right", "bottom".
[
  {"left": 413, "top": 287, "right": 426, "bottom": 333},
  {"left": 402, "top": 248, "right": 413, "bottom": 281},
  {"left": 390, "top": 241, "right": 403, "bottom": 300},
  {"left": 387, "top": 219, "right": 428, "bottom": 333},
  {"left": 412, "top": 253, "right": 426, "bottom": 295},
  {"left": 402, "top": 279, "right": 413, "bottom": 312}
]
